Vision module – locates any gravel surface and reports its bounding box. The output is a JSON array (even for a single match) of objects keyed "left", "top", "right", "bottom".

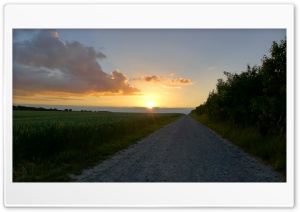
[{"left": 73, "top": 115, "right": 285, "bottom": 182}]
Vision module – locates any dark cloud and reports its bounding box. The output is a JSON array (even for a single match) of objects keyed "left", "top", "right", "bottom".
[
  {"left": 13, "top": 29, "right": 140, "bottom": 96},
  {"left": 144, "top": 75, "right": 158, "bottom": 82},
  {"left": 143, "top": 75, "right": 166, "bottom": 82}
]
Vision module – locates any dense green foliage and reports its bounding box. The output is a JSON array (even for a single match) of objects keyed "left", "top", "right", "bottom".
[
  {"left": 190, "top": 38, "right": 286, "bottom": 174},
  {"left": 192, "top": 38, "right": 286, "bottom": 136},
  {"left": 13, "top": 111, "right": 182, "bottom": 181}
]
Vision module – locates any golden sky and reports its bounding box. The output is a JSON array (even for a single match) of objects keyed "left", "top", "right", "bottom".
[{"left": 13, "top": 29, "right": 286, "bottom": 110}]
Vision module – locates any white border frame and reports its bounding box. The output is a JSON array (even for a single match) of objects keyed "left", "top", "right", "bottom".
[{"left": 3, "top": 4, "right": 294, "bottom": 207}]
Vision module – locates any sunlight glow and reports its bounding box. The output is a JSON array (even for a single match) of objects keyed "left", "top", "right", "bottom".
[{"left": 146, "top": 102, "right": 154, "bottom": 109}]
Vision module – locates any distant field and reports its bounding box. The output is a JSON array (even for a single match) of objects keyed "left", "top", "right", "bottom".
[{"left": 13, "top": 111, "right": 183, "bottom": 182}]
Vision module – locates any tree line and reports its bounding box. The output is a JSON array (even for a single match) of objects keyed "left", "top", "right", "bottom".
[
  {"left": 191, "top": 37, "right": 286, "bottom": 136},
  {"left": 13, "top": 105, "right": 72, "bottom": 112},
  {"left": 13, "top": 105, "right": 111, "bottom": 113}
]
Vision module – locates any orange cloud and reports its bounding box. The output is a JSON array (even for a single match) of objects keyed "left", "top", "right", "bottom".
[
  {"left": 13, "top": 29, "right": 140, "bottom": 97},
  {"left": 131, "top": 75, "right": 167, "bottom": 83},
  {"left": 171, "top": 78, "right": 191, "bottom": 85},
  {"left": 131, "top": 75, "right": 192, "bottom": 87},
  {"left": 164, "top": 85, "right": 181, "bottom": 89}
]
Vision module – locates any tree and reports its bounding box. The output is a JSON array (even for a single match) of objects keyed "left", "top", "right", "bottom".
[
  {"left": 192, "top": 37, "right": 286, "bottom": 135},
  {"left": 250, "top": 38, "right": 286, "bottom": 134}
]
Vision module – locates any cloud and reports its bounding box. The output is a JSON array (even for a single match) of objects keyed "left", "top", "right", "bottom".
[
  {"left": 13, "top": 29, "right": 140, "bottom": 97},
  {"left": 171, "top": 78, "right": 191, "bottom": 85},
  {"left": 43, "top": 97, "right": 83, "bottom": 101},
  {"left": 164, "top": 85, "right": 181, "bottom": 89},
  {"left": 144, "top": 75, "right": 159, "bottom": 82},
  {"left": 131, "top": 75, "right": 167, "bottom": 83},
  {"left": 131, "top": 74, "right": 192, "bottom": 88},
  {"left": 142, "top": 75, "right": 167, "bottom": 83}
]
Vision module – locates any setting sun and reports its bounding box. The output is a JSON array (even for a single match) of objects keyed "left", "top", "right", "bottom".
[{"left": 146, "top": 102, "right": 154, "bottom": 109}]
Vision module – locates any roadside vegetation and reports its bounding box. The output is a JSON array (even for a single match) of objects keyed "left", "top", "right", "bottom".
[
  {"left": 190, "top": 38, "right": 286, "bottom": 175},
  {"left": 13, "top": 110, "right": 182, "bottom": 182}
]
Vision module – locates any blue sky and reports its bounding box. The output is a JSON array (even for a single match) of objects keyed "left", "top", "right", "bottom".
[{"left": 13, "top": 29, "right": 286, "bottom": 109}]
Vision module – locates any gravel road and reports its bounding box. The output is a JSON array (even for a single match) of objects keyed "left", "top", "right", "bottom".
[{"left": 74, "top": 115, "right": 285, "bottom": 182}]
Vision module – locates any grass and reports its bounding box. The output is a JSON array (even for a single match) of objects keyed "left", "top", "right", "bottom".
[
  {"left": 13, "top": 111, "right": 183, "bottom": 182},
  {"left": 190, "top": 113, "right": 286, "bottom": 176}
]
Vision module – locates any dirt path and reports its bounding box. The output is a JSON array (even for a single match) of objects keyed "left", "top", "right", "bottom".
[{"left": 73, "top": 115, "right": 285, "bottom": 182}]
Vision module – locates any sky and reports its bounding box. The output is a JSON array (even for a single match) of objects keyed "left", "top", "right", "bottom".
[{"left": 13, "top": 29, "right": 286, "bottom": 110}]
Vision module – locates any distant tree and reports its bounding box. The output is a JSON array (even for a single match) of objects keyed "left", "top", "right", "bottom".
[{"left": 69, "top": 109, "right": 72, "bottom": 112}]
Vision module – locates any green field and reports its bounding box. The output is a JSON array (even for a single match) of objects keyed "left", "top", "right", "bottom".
[{"left": 13, "top": 110, "right": 183, "bottom": 182}]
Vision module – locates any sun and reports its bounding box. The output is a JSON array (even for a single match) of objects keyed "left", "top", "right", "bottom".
[{"left": 146, "top": 102, "right": 154, "bottom": 109}]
